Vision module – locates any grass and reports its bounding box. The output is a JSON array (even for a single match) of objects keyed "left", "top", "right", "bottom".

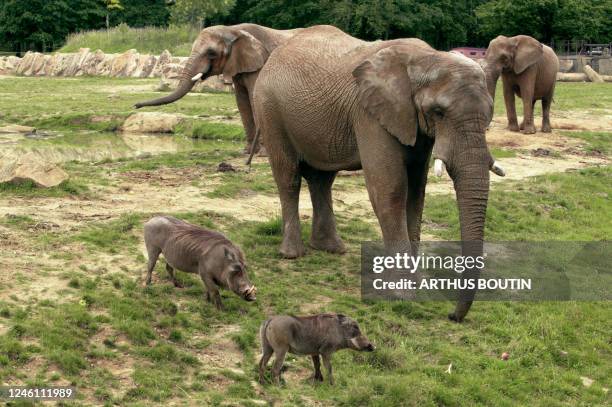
[
  {"left": 59, "top": 23, "right": 199, "bottom": 56},
  {"left": 0, "top": 179, "right": 89, "bottom": 197},
  {"left": 0, "top": 75, "right": 610, "bottom": 405},
  {"left": 493, "top": 81, "right": 612, "bottom": 117}
]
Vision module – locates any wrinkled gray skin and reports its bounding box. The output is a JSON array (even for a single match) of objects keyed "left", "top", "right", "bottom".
[
  {"left": 253, "top": 26, "right": 504, "bottom": 322},
  {"left": 134, "top": 24, "right": 300, "bottom": 153},
  {"left": 482, "top": 35, "right": 559, "bottom": 134},
  {"left": 144, "top": 216, "right": 256, "bottom": 310},
  {"left": 259, "top": 314, "right": 374, "bottom": 385}
]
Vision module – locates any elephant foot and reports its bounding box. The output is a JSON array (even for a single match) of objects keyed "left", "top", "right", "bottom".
[
  {"left": 448, "top": 312, "right": 464, "bottom": 323},
  {"left": 521, "top": 126, "right": 536, "bottom": 134},
  {"left": 541, "top": 124, "right": 552, "bottom": 133},
  {"left": 310, "top": 236, "right": 346, "bottom": 254},
  {"left": 280, "top": 239, "right": 306, "bottom": 259},
  {"left": 507, "top": 123, "right": 520, "bottom": 132}
]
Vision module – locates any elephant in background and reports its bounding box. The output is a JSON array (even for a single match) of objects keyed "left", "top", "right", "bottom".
[
  {"left": 482, "top": 35, "right": 559, "bottom": 134},
  {"left": 135, "top": 24, "right": 301, "bottom": 153},
  {"left": 252, "top": 26, "right": 505, "bottom": 322}
]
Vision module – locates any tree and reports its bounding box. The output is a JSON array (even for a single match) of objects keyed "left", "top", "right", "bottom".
[
  {"left": 0, "top": 0, "right": 106, "bottom": 53},
  {"left": 108, "top": 0, "right": 171, "bottom": 27},
  {"left": 103, "top": 0, "right": 123, "bottom": 29},
  {"left": 170, "top": 0, "right": 236, "bottom": 27}
]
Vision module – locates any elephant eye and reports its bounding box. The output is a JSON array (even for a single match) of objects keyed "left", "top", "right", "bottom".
[
  {"left": 206, "top": 49, "right": 218, "bottom": 59},
  {"left": 430, "top": 106, "right": 445, "bottom": 118}
]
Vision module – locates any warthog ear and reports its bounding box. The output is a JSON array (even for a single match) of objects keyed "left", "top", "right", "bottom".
[{"left": 224, "top": 247, "right": 237, "bottom": 262}]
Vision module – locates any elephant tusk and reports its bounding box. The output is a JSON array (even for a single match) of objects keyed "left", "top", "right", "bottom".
[
  {"left": 434, "top": 159, "right": 446, "bottom": 177},
  {"left": 191, "top": 72, "right": 203, "bottom": 81},
  {"left": 490, "top": 161, "right": 505, "bottom": 177}
]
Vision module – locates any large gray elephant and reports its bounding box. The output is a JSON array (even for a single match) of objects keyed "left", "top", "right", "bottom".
[
  {"left": 482, "top": 35, "right": 559, "bottom": 134},
  {"left": 135, "top": 24, "right": 301, "bottom": 153},
  {"left": 252, "top": 26, "right": 505, "bottom": 322}
]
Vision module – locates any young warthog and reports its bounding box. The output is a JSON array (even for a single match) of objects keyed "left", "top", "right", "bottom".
[
  {"left": 259, "top": 313, "right": 374, "bottom": 385},
  {"left": 143, "top": 216, "right": 256, "bottom": 309}
]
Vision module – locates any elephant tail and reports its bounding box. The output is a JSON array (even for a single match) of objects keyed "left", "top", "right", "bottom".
[{"left": 246, "top": 128, "right": 261, "bottom": 169}]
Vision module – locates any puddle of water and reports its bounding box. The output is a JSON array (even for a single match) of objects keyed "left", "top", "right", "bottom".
[{"left": 0, "top": 131, "right": 212, "bottom": 164}]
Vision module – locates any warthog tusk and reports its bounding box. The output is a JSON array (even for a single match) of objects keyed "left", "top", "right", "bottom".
[
  {"left": 434, "top": 159, "right": 445, "bottom": 177},
  {"left": 490, "top": 161, "right": 505, "bottom": 176},
  {"left": 191, "top": 72, "right": 203, "bottom": 81},
  {"left": 246, "top": 286, "right": 257, "bottom": 295}
]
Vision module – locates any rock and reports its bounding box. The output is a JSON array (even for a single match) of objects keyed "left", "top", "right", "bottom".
[
  {"left": 217, "top": 162, "right": 236, "bottom": 172},
  {"left": 151, "top": 50, "right": 172, "bottom": 77},
  {"left": 557, "top": 72, "right": 587, "bottom": 82},
  {"left": 532, "top": 148, "right": 551, "bottom": 157},
  {"left": 584, "top": 64, "right": 604, "bottom": 83},
  {"left": 581, "top": 376, "right": 594, "bottom": 388},
  {"left": 0, "top": 124, "right": 36, "bottom": 134},
  {"left": 0, "top": 154, "right": 68, "bottom": 188},
  {"left": 122, "top": 112, "right": 184, "bottom": 133},
  {"left": 161, "top": 63, "right": 184, "bottom": 79},
  {"left": 111, "top": 49, "right": 138, "bottom": 77}
]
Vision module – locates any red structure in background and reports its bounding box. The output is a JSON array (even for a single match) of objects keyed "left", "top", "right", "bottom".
[{"left": 451, "top": 47, "right": 487, "bottom": 59}]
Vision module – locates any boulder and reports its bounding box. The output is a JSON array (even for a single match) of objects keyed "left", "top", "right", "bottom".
[
  {"left": 0, "top": 154, "right": 68, "bottom": 188},
  {"left": 122, "top": 112, "right": 184, "bottom": 133},
  {"left": 584, "top": 64, "right": 604, "bottom": 83},
  {"left": 110, "top": 49, "right": 138, "bottom": 77},
  {"left": 151, "top": 50, "right": 172, "bottom": 77},
  {"left": 15, "top": 51, "right": 34, "bottom": 75},
  {"left": 557, "top": 72, "right": 587, "bottom": 82}
]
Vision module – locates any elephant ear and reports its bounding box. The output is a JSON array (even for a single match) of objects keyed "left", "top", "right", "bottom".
[
  {"left": 352, "top": 46, "right": 417, "bottom": 146},
  {"left": 513, "top": 36, "right": 543, "bottom": 74},
  {"left": 222, "top": 30, "right": 269, "bottom": 80}
]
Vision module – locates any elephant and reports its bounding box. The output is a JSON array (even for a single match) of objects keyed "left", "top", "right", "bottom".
[
  {"left": 134, "top": 24, "right": 301, "bottom": 153},
  {"left": 252, "top": 25, "right": 505, "bottom": 322},
  {"left": 482, "top": 35, "right": 559, "bottom": 134}
]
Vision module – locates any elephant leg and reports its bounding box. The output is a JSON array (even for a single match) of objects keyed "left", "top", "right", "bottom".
[
  {"left": 358, "top": 125, "right": 410, "bottom": 250},
  {"left": 301, "top": 164, "right": 345, "bottom": 254},
  {"left": 541, "top": 97, "right": 552, "bottom": 133},
  {"left": 520, "top": 88, "right": 536, "bottom": 134},
  {"left": 503, "top": 80, "right": 519, "bottom": 132},
  {"left": 235, "top": 82, "right": 258, "bottom": 154},
  {"left": 406, "top": 139, "right": 434, "bottom": 244},
  {"left": 520, "top": 100, "right": 536, "bottom": 130},
  {"left": 266, "top": 130, "right": 305, "bottom": 259}
]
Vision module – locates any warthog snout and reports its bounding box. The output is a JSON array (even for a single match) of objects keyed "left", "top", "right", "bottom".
[
  {"left": 242, "top": 285, "right": 257, "bottom": 301},
  {"left": 350, "top": 335, "right": 375, "bottom": 352}
]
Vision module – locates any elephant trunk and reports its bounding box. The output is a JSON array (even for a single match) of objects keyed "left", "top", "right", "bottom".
[
  {"left": 134, "top": 54, "right": 204, "bottom": 109},
  {"left": 483, "top": 62, "right": 501, "bottom": 102},
  {"left": 447, "top": 137, "right": 492, "bottom": 322}
]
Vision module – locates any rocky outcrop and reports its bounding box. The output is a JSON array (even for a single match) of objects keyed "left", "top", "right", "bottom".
[
  {"left": 122, "top": 112, "right": 186, "bottom": 133},
  {"left": 0, "top": 153, "right": 69, "bottom": 188},
  {"left": 0, "top": 49, "right": 229, "bottom": 91}
]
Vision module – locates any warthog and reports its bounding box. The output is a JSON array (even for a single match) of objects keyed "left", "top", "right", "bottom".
[
  {"left": 259, "top": 313, "right": 375, "bottom": 384},
  {"left": 143, "top": 216, "right": 256, "bottom": 309}
]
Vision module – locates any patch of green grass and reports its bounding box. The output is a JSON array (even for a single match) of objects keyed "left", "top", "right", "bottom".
[
  {"left": 0, "top": 179, "right": 88, "bottom": 198},
  {"left": 563, "top": 131, "right": 611, "bottom": 155},
  {"left": 490, "top": 147, "right": 517, "bottom": 159},
  {"left": 74, "top": 213, "right": 141, "bottom": 252},
  {"left": 493, "top": 81, "right": 612, "bottom": 116},
  {"left": 425, "top": 166, "right": 612, "bottom": 240},
  {"left": 176, "top": 121, "right": 245, "bottom": 141},
  {"left": 60, "top": 23, "right": 199, "bottom": 56},
  {"left": 23, "top": 113, "right": 125, "bottom": 132},
  {"left": 206, "top": 165, "right": 277, "bottom": 198}
]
